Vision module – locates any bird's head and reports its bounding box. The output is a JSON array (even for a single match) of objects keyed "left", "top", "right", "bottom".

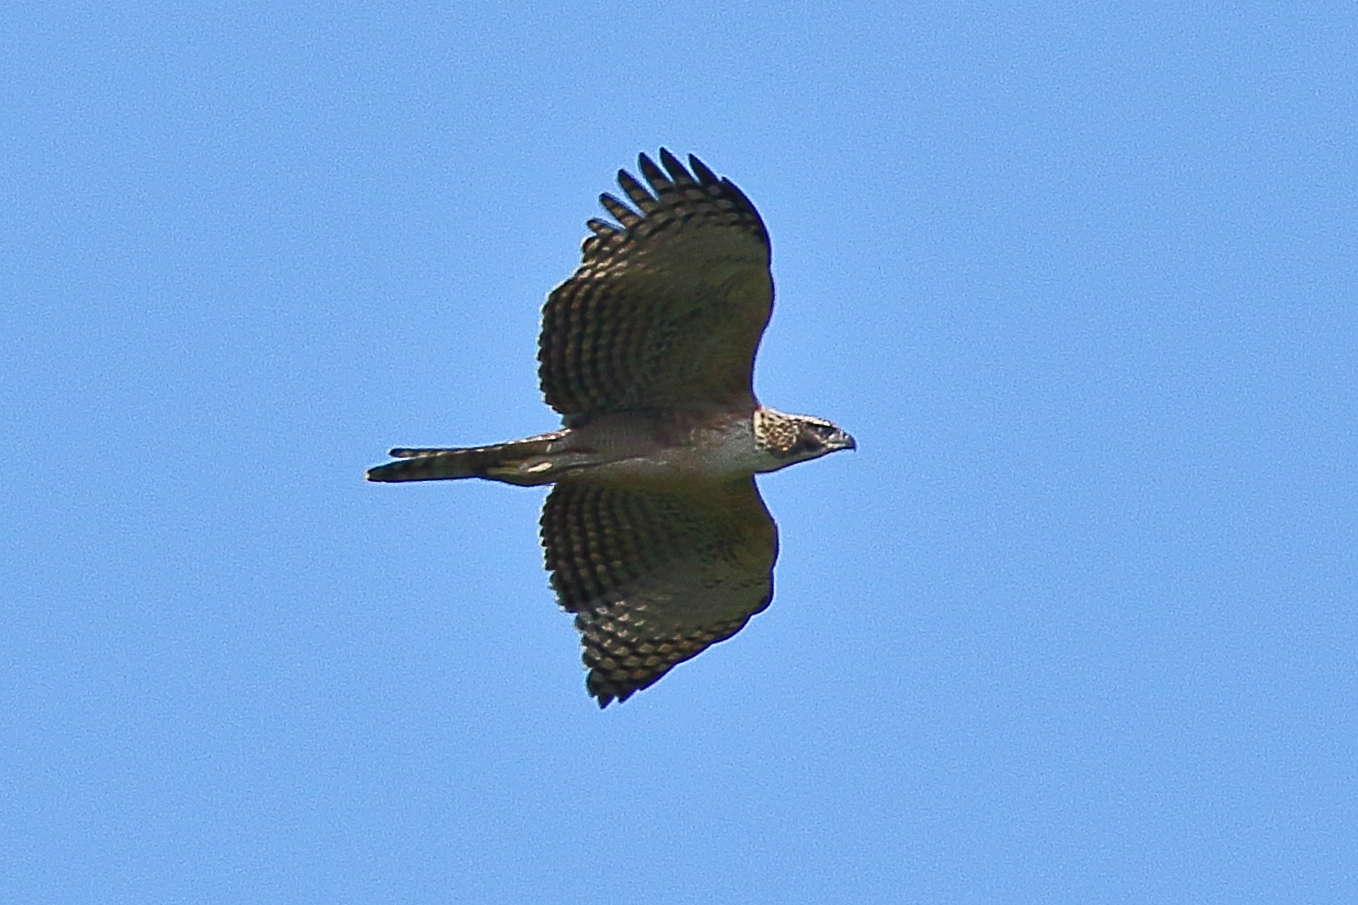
[{"left": 754, "top": 407, "right": 856, "bottom": 470}]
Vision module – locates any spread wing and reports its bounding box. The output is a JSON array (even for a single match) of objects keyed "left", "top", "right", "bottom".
[
  {"left": 540, "top": 477, "right": 779, "bottom": 707},
  {"left": 538, "top": 149, "right": 773, "bottom": 422}
]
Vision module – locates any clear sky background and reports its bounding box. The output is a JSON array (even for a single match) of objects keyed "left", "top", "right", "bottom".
[{"left": 3, "top": 3, "right": 1355, "bottom": 903}]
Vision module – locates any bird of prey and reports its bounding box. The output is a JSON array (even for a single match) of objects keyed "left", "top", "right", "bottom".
[{"left": 368, "top": 150, "right": 854, "bottom": 707}]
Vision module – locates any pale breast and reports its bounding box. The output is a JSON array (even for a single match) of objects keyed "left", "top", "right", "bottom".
[{"left": 565, "top": 410, "right": 776, "bottom": 481}]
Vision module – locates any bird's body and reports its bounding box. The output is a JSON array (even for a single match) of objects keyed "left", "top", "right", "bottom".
[
  {"left": 371, "top": 405, "right": 838, "bottom": 486},
  {"left": 369, "top": 150, "right": 853, "bottom": 706}
]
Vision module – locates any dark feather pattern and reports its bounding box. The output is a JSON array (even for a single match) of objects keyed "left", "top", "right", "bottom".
[
  {"left": 540, "top": 478, "right": 777, "bottom": 707},
  {"left": 368, "top": 151, "right": 854, "bottom": 707},
  {"left": 538, "top": 151, "right": 772, "bottom": 421}
]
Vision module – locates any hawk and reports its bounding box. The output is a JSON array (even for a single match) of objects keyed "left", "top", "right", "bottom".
[{"left": 368, "top": 150, "right": 854, "bottom": 707}]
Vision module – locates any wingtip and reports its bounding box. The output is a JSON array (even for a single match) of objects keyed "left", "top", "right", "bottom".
[
  {"left": 637, "top": 152, "right": 669, "bottom": 189},
  {"left": 587, "top": 673, "right": 636, "bottom": 709},
  {"left": 589, "top": 675, "right": 616, "bottom": 708},
  {"left": 688, "top": 153, "right": 718, "bottom": 184}
]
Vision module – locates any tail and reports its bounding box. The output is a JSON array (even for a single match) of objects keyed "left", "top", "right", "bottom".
[{"left": 366, "top": 431, "right": 569, "bottom": 484}]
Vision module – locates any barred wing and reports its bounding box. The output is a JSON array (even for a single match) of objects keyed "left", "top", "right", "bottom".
[
  {"left": 540, "top": 477, "right": 778, "bottom": 707},
  {"left": 538, "top": 150, "right": 773, "bottom": 422}
]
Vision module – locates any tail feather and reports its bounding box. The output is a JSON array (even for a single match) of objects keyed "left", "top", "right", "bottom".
[
  {"left": 387, "top": 447, "right": 453, "bottom": 459},
  {"left": 366, "top": 447, "right": 490, "bottom": 482},
  {"left": 366, "top": 431, "right": 569, "bottom": 484}
]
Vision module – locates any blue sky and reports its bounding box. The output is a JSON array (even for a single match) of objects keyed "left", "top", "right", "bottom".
[{"left": 3, "top": 2, "right": 1355, "bottom": 902}]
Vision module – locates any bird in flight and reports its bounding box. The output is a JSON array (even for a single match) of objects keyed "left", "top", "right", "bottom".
[{"left": 368, "top": 150, "right": 854, "bottom": 707}]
